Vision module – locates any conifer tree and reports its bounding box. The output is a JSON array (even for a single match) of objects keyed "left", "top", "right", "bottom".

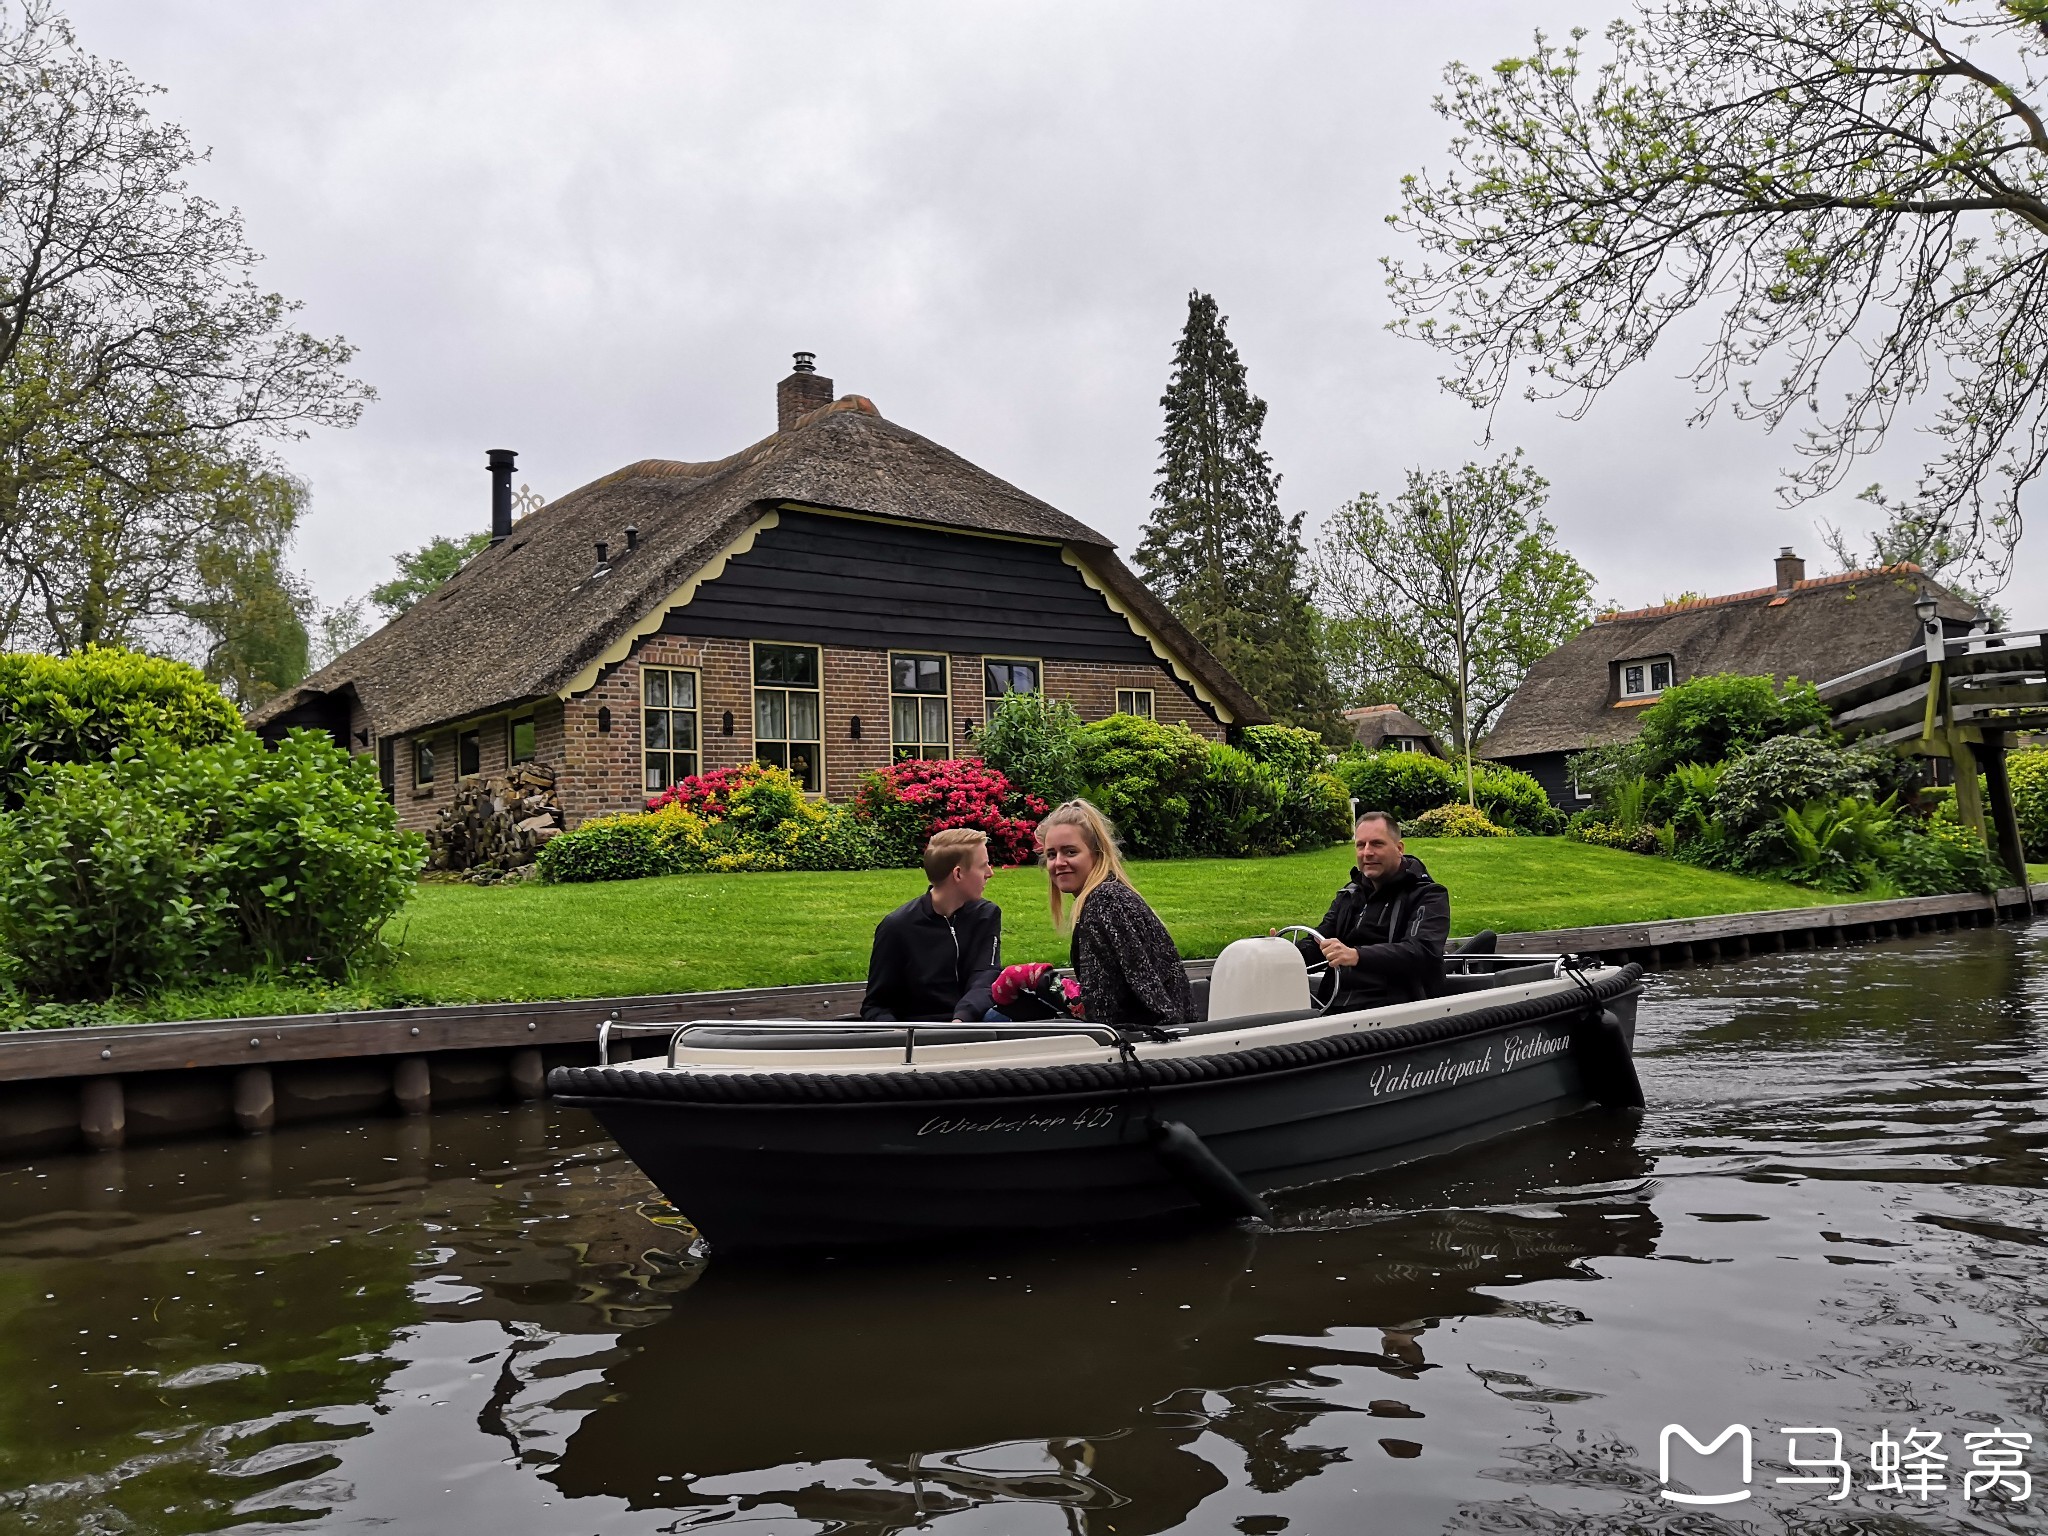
[{"left": 1136, "top": 292, "right": 1342, "bottom": 739}]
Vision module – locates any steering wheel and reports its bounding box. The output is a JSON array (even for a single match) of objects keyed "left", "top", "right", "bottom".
[{"left": 1271, "top": 926, "right": 1340, "bottom": 1014}]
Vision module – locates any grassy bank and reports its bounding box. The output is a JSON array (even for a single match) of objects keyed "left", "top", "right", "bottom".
[{"left": 56, "top": 839, "right": 1851, "bottom": 1024}]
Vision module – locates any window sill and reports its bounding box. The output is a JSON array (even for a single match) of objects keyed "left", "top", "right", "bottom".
[
  {"left": 1612, "top": 696, "right": 1661, "bottom": 709},
  {"left": 411, "top": 786, "right": 437, "bottom": 798}
]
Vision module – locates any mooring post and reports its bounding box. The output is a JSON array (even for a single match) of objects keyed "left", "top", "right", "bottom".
[
  {"left": 79, "top": 1077, "right": 124, "bottom": 1151},
  {"left": 393, "top": 1057, "right": 432, "bottom": 1116},
  {"left": 508, "top": 1048, "right": 546, "bottom": 1100}
]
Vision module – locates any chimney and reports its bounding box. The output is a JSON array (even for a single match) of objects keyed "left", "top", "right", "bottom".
[
  {"left": 1774, "top": 546, "right": 1804, "bottom": 593},
  {"left": 625, "top": 525, "right": 639, "bottom": 552},
  {"left": 487, "top": 449, "right": 517, "bottom": 543},
  {"left": 776, "top": 351, "right": 834, "bottom": 432},
  {"left": 594, "top": 539, "right": 609, "bottom": 574}
]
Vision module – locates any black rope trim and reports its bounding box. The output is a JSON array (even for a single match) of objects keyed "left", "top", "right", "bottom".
[{"left": 548, "top": 964, "right": 1642, "bottom": 1108}]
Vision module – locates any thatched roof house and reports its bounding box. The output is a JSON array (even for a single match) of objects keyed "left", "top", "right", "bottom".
[
  {"left": 1481, "top": 547, "right": 1978, "bottom": 807},
  {"left": 1344, "top": 703, "right": 1444, "bottom": 757},
  {"left": 251, "top": 355, "right": 1266, "bottom": 837}
]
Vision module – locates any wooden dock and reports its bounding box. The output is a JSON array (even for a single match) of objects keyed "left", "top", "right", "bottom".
[{"left": 2, "top": 881, "right": 2041, "bottom": 1156}]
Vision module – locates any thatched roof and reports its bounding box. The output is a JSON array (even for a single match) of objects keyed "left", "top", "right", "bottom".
[
  {"left": 1481, "top": 562, "right": 1979, "bottom": 759},
  {"left": 254, "top": 396, "right": 1266, "bottom": 737},
  {"left": 1344, "top": 703, "right": 1444, "bottom": 756}
]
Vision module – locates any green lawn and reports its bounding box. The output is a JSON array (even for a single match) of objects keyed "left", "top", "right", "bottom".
[{"left": 375, "top": 838, "right": 1838, "bottom": 1005}]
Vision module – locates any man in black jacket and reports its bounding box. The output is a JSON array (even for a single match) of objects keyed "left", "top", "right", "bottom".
[
  {"left": 1295, "top": 811, "right": 1450, "bottom": 1010},
  {"left": 860, "top": 828, "right": 1004, "bottom": 1022}
]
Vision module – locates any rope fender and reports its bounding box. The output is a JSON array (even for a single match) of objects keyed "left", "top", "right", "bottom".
[{"left": 548, "top": 964, "right": 1643, "bottom": 1108}]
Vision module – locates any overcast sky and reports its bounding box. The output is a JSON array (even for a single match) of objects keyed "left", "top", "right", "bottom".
[{"left": 80, "top": 1, "right": 2045, "bottom": 621}]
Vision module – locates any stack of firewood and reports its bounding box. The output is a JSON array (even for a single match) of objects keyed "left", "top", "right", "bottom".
[{"left": 427, "top": 762, "right": 564, "bottom": 872}]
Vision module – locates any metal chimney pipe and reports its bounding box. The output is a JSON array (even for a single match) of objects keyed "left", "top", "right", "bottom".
[
  {"left": 594, "top": 539, "right": 609, "bottom": 572},
  {"left": 625, "top": 525, "right": 639, "bottom": 552},
  {"left": 487, "top": 449, "right": 517, "bottom": 543}
]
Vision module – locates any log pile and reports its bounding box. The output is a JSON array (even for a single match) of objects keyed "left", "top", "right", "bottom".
[{"left": 427, "top": 762, "right": 564, "bottom": 872}]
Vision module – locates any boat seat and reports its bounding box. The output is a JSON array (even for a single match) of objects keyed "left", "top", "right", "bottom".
[{"left": 1436, "top": 961, "right": 1556, "bottom": 993}]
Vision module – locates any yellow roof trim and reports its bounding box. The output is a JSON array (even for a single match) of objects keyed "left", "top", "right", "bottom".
[
  {"left": 1061, "top": 549, "right": 1234, "bottom": 724},
  {"left": 779, "top": 501, "right": 1064, "bottom": 547},
  {"left": 556, "top": 509, "right": 781, "bottom": 700}
]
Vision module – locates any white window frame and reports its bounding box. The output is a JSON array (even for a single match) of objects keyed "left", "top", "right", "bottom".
[
  {"left": 751, "top": 641, "right": 824, "bottom": 795},
  {"left": 889, "top": 651, "right": 952, "bottom": 761},
  {"left": 642, "top": 666, "right": 702, "bottom": 793},
  {"left": 1114, "top": 687, "right": 1155, "bottom": 720},
  {"left": 1619, "top": 655, "right": 1676, "bottom": 700},
  {"left": 413, "top": 736, "right": 435, "bottom": 789}
]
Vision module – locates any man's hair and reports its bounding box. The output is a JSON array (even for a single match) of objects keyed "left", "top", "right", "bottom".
[
  {"left": 1355, "top": 810, "right": 1401, "bottom": 838},
  {"left": 924, "top": 827, "right": 988, "bottom": 885}
]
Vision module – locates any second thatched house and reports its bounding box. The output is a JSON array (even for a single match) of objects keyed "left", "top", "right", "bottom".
[
  {"left": 1482, "top": 547, "right": 1979, "bottom": 808},
  {"left": 250, "top": 355, "right": 1266, "bottom": 834}
]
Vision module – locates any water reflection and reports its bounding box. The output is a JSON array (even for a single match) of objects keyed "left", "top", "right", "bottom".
[{"left": 0, "top": 922, "right": 2042, "bottom": 1534}]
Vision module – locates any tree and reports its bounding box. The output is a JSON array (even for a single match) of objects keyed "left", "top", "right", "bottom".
[
  {"left": 175, "top": 468, "right": 313, "bottom": 708},
  {"left": 1136, "top": 291, "right": 1345, "bottom": 738},
  {"left": 370, "top": 532, "right": 490, "bottom": 618},
  {"left": 1387, "top": 0, "right": 2048, "bottom": 593},
  {"left": 1315, "top": 454, "right": 1594, "bottom": 800},
  {"left": 1819, "top": 485, "right": 2009, "bottom": 627},
  {"left": 0, "top": 1, "right": 369, "bottom": 653}
]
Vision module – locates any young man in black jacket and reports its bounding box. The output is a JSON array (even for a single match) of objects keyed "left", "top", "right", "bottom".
[
  {"left": 1294, "top": 810, "right": 1450, "bottom": 1010},
  {"left": 860, "top": 828, "right": 1004, "bottom": 1022}
]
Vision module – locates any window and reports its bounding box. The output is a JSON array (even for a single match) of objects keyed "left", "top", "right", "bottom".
[
  {"left": 1392, "top": 736, "right": 1424, "bottom": 754},
  {"left": 413, "top": 737, "right": 435, "bottom": 788},
  {"left": 377, "top": 738, "right": 395, "bottom": 797},
  {"left": 1115, "top": 688, "right": 1154, "bottom": 720},
  {"left": 642, "top": 668, "right": 701, "bottom": 792},
  {"left": 1571, "top": 764, "right": 1592, "bottom": 801},
  {"left": 458, "top": 729, "right": 481, "bottom": 779},
  {"left": 753, "top": 643, "right": 822, "bottom": 793},
  {"left": 510, "top": 715, "right": 535, "bottom": 763},
  {"left": 984, "top": 658, "right": 1041, "bottom": 703},
  {"left": 1620, "top": 656, "right": 1675, "bottom": 699},
  {"left": 891, "top": 652, "right": 951, "bottom": 761}
]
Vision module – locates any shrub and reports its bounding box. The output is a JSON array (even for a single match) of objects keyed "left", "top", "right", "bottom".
[
  {"left": 536, "top": 811, "right": 680, "bottom": 884},
  {"left": 0, "top": 731, "right": 423, "bottom": 1000},
  {"left": 1713, "top": 736, "right": 1900, "bottom": 836},
  {"left": 1472, "top": 762, "right": 1565, "bottom": 834},
  {"left": 0, "top": 646, "right": 243, "bottom": 807},
  {"left": 2009, "top": 748, "right": 2048, "bottom": 860},
  {"left": 853, "top": 758, "right": 1045, "bottom": 866},
  {"left": 1241, "top": 724, "right": 1352, "bottom": 851},
  {"left": 1775, "top": 794, "right": 1898, "bottom": 891},
  {"left": 1567, "top": 814, "right": 1662, "bottom": 855},
  {"left": 1188, "top": 742, "right": 1286, "bottom": 856},
  {"left": 1332, "top": 749, "right": 1462, "bottom": 822},
  {"left": 1290, "top": 771, "right": 1355, "bottom": 851},
  {"left": 975, "top": 692, "right": 1085, "bottom": 807},
  {"left": 1239, "top": 724, "right": 1325, "bottom": 782},
  {"left": 1634, "top": 673, "right": 1831, "bottom": 776},
  {"left": 1074, "top": 714, "right": 1210, "bottom": 857},
  {"left": 1408, "top": 802, "right": 1508, "bottom": 838},
  {"left": 170, "top": 732, "right": 423, "bottom": 974},
  {"left": 1880, "top": 820, "right": 2003, "bottom": 897}
]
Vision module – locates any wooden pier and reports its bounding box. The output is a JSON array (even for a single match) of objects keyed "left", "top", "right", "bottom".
[{"left": 1, "top": 882, "right": 2040, "bottom": 1157}]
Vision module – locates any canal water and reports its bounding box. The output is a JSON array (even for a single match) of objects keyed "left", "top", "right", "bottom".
[{"left": 3, "top": 926, "right": 2045, "bottom": 1534}]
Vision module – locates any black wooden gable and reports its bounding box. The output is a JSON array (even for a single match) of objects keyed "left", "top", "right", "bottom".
[{"left": 662, "top": 507, "right": 1162, "bottom": 666}]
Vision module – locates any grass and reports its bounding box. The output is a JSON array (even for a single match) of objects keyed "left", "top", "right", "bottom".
[{"left": 0, "top": 839, "right": 1881, "bottom": 1025}]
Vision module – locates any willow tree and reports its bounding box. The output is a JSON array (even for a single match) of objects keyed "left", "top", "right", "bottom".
[
  {"left": 1387, "top": 0, "right": 2048, "bottom": 594},
  {"left": 1137, "top": 291, "right": 1343, "bottom": 737}
]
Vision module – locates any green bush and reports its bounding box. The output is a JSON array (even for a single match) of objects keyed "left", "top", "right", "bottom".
[
  {"left": 1408, "top": 802, "right": 1509, "bottom": 838},
  {"left": 0, "top": 731, "right": 423, "bottom": 1001},
  {"left": 1333, "top": 749, "right": 1462, "bottom": 822},
  {"left": 1880, "top": 821, "right": 2003, "bottom": 897},
  {"left": 0, "top": 646, "right": 243, "bottom": 807},
  {"left": 535, "top": 812, "right": 675, "bottom": 883},
  {"left": 1239, "top": 724, "right": 1325, "bottom": 781},
  {"left": 1242, "top": 724, "right": 1352, "bottom": 851},
  {"left": 1634, "top": 673, "right": 1831, "bottom": 776},
  {"left": 0, "top": 755, "right": 219, "bottom": 1000},
  {"left": 2009, "top": 748, "right": 2048, "bottom": 860},
  {"left": 1566, "top": 814, "right": 1662, "bottom": 855},
  {"left": 1188, "top": 742, "right": 1285, "bottom": 856},
  {"left": 1075, "top": 714, "right": 1210, "bottom": 857},
  {"left": 976, "top": 692, "right": 1086, "bottom": 807},
  {"left": 1472, "top": 762, "right": 1566, "bottom": 834}
]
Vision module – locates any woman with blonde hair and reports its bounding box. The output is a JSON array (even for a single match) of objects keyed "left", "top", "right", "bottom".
[{"left": 1038, "top": 798, "right": 1192, "bottom": 1030}]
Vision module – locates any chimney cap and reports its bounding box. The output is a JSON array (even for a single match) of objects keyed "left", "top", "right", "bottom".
[
  {"left": 1778, "top": 545, "right": 1795, "bottom": 558},
  {"left": 486, "top": 447, "right": 518, "bottom": 468},
  {"left": 790, "top": 351, "right": 817, "bottom": 374}
]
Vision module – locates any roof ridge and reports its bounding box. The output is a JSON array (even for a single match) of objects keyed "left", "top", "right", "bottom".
[{"left": 1595, "top": 562, "right": 1925, "bottom": 623}]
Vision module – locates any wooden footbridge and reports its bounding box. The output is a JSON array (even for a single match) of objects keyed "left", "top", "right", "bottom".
[{"left": 1819, "top": 601, "right": 2047, "bottom": 911}]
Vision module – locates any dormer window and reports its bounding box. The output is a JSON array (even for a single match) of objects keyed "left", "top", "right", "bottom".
[{"left": 1620, "top": 657, "right": 1674, "bottom": 699}]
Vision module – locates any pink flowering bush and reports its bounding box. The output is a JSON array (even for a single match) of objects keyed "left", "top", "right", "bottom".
[{"left": 854, "top": 758, "right": 1047, "bottom": 866}]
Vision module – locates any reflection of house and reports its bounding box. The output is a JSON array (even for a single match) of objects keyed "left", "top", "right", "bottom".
[
  {"left": 1344, "top": 704, "right": 1445, "bottom": 757},
  {"left": 1482, "top": 548, "right": 1978, "bottom": 808},
  {"left": 250, "top": 355, "right": 1266, "bottom": 829}
]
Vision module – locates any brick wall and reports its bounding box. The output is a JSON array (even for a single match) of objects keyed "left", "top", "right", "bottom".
[
  {"left": 557, "top": 636, "right": 751, "bottom": 824},
  {"left": 824, "top": 647, "right": 891, "bottom": 801},
  {"left": 394, "top": 727, "right": 456, "bottom": 834}
]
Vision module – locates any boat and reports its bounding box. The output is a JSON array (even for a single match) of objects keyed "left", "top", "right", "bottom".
[{"left": 547, "top": 931, "right": 1646, "bottom": 1252}]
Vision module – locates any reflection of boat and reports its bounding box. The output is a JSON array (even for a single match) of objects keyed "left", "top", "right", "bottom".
[
  {"left": 544, "top": 1119, "right": 1660, "bottom": 1528},
  {"left": 548, "top": 941, "right": 1644, "bottom": 1251}
]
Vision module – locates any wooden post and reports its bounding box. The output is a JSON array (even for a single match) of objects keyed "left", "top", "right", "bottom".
[
  {"left": 393, "top": 1056, "right": 431, "bottom": 1115},
  {"left": 232, "top": 1066, "right": 276, "bottom": 1134},
  {"left": 1980, "top": 731, "right": 2034, "bottom": 912},
  {"left": 79, "top": 1077, "right": 123, "bottom": 1150},
  {"left": 1952, "top": 733, "right": 1988, "bottom": 839}
]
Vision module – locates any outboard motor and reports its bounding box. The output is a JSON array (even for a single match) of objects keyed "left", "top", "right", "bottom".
[{"left": 1207, "top": 936, "right": 1312, "bottom": 1022}]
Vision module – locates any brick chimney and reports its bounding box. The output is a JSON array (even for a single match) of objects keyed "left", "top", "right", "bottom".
[
  {"left": 1775, "top": 546, "right": 1805, "bottom": 593},
  {"left": 776, "top": 351, "right": 834, "bottom": 432}
]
